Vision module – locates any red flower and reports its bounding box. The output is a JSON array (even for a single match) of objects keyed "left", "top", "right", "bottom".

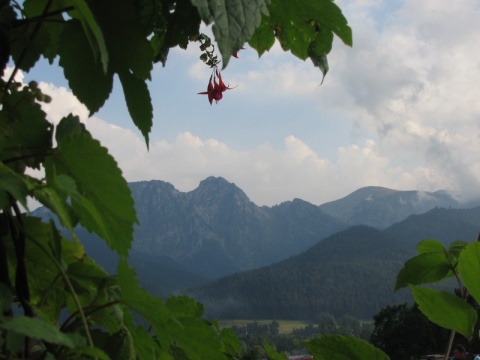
[{"left": 198, "top": 66, "right": 235, "bottom": 105}]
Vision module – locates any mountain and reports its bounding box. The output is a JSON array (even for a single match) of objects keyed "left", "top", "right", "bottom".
[
  {"left": 31, "top": 177, "right": 478, "bottom": 300},
  {"left": 129, "top": 177, "right": 347, "bottom": 279},
  {"left": 319, "top": 186, "right": 462, "bottom": 229},
  {"left": 383, "top": 206, "right": 480, "bottom": 247},
  {"left": 187, "top": 226, "right": 413, "bottom": 320},
  {"left": 186, "top": 206, "right": 480, "bottom": 320}
]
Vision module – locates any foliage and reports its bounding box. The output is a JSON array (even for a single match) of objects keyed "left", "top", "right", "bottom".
[
  {"left": 370, "top": 303, "right": 449, "bottom": 360},
  {"left": 306, "top": 334, "right": 389, "bottom": 360},
  {"left": 394, "top": 239, "right": 480, "bottom": 355},
  {"left": 0, "top": 0, "right": 351, "bottom": 358}
]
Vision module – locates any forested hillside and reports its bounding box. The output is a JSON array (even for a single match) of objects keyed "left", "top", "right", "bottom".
[
  {"left": 384, "top": 206, "right": 480, "bottom": 247},
  {"left": 187, "top": 226, "right": 413, "bottom": 319},
  {"left": 187, "top": 207, "right": 480, "bottom": 320}
]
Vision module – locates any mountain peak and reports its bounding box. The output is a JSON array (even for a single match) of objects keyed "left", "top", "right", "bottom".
[
  {"left": 192, "top": 176, "right": 250, "bottom": 203},
  {"left": 198, "top": 176, "right": 232, "bottom": 188},
  {"left": 319, "top": 186, "right": 460, "bottom": 229}
]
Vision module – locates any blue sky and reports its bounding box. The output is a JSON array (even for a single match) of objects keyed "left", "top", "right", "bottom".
[{"left": 17, "top": 0, "right": 480, "bottom": 206}]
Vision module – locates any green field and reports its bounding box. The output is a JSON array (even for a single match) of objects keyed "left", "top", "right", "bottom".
[{"left": 218, "top": 319, "right": 311, "bottom": 334}]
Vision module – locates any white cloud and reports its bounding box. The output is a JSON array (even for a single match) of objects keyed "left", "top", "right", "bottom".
[{"left": 38, "top": 82, "right": 89, "bottom": 124}]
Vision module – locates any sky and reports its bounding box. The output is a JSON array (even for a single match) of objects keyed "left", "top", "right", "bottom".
[{"left": 17, "top": 0, "right": 480, "bottom": 207}]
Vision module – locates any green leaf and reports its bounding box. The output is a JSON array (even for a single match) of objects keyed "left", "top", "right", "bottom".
[
  {"left": 411, "top": 285, "right": 477, "bottom": 339},
  {"left": 306, "top": 335, "right": 389, "bottom": 360},
  {"left": 70, "top": 0, "right": 109, "bottom": 73},
  {"left": 310, "top": 52, "right": 329, "bottom": 84},
  {"left": 0, "top": 316, "right": 80, "bottom": 348},
  {"left": 46, "top": 133, "right": 137, "bottom": 257},
  {"left": 117, "top": 260, "right": 172, "bottom": 348},
  {"left": 220, "top": 327, "right": 242, "bottom": 358},
  {"left": 8, "top": 18, "right": 50, "bottom": 72},
  {"left": 163, "top": 0, "right": 201, "bottom": 50},
  {"left": 191, "top": 0, "right": 270, "bottom": 68},
  {"left": 23, "top": 0, "right": 69, "bottom": 63},
  {"left": 0, "top": 163, "right": 29, "bottom": 208},
  {"left": 458, "top": 242, "right": 480, "bottom": 306},
  {"left": 118, "top": 260, "right": 235, "bottom": 359},
  {"left": 250, "top": 0, "right": 351, "bottom": 80},
  {"left": 166, "top": 295, "right": 204, "bottom": 319},
  {"left": 87, "top": 0, "right": 153, "bottom": 80},
  {"left": 118, "top": 71, "right": 152, "bottom": 147},
  {"left": 55, "top": 114, "right": 88, "bottom": 144},
  {"left": 58, "top": 22, "right": 114, "bottom": 114},
  {"left": 395, "top": 252, "right": 453, "bottom": 290},
  {"left": 248, "top": 20, "right": 275, "bottom": 56},
  {"left": 417, "top": 239, "right": 446, "bottom": 254},
  {"left": 448, "top": 240, "right": 469, "bottom": 258},
  {"left": 33, "top": 178, "right": 78, "bottom": 233},
  {"left": 1, "top": 91, "right": 53, "bottom": 170},
  {"left": 103, "top": 327, "right": 136, "bottom": 360},
  {"left": 123, "top": 311, "right": 165, "bottom": 359}
]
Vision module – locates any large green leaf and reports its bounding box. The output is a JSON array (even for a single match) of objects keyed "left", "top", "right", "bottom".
[
  {"left": 8, "top": 18, "right": 50, "bottom": 72},
  {"left": 458, "top": 242, "right": 480, "bottom": 306},
  {"left": 123, "top": 311, "right": 165, "bottom": 359},
  {"left": 118, "top": 260, "right": 235, "bottom": 359},
  {"left": 416, "top": 239, "right": 446, "bottom": 254},
  {"left": 191, "top": 0, "right": 269, "bottom": 68},
  {"left": 46, "top": 132, "right": 137, "bottom": 257},
  {"left": 58, "top": 22, "right": 114, "bottom": 114},
  {"left": 69, "top": 0, "right": 109, "bottom": 73},
  {"left": 117, "top": 259, "right": 172, "bottom": 350},
  {"left": 87, "top": 0, "right": 153, "bottom": 80},
  {"left": 411, "top": 285, "right": 477, "bottom": 340},
  {"left": 1, "top": 91, "right": 53, "bottom": 170},
  {"left": 118, "top": 71, "right": 152, "bottom": 147},
  {"left": 55, "top": 115, "right": 88, "bottom": 144},
  {"left": 248, "top": 20, "right": 275, "bottom": 57},
  {"left": 0, "top": 163, "right": 29, "bottom": 209},
  {"left": 23, "top": 0, "right": 67, "bottom": 63},
  {"left": 0, "top": 316, "right": 82, "bottom": 348},
  {"left": 306, "top": 335, "right": 389, "bottom": 360},
  {"left": 395, "top": 252, "right": 453, "bottom": 290},
  {"left": 33, "top": 175, "right": 78, "bottom": 233}
]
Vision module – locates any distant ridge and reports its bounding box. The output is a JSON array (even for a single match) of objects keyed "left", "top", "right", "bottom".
[
  {"left": 319, "top": 186, "right": 461, "bottom": 228},
  {"left": 187, "top": 206, "right": 480, "bottom": 320}
]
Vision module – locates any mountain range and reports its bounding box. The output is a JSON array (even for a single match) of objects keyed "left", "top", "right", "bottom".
[
  {"left": 31, "top": 176, "right": 480, "bottom": 319},
  {"left": 127, "top": 177, "right": 473, "bottom": 280}
]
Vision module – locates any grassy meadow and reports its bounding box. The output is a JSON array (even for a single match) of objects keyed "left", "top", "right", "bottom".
[{"left": 218, "top": 320, "right": 311, "bottom": 334}]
